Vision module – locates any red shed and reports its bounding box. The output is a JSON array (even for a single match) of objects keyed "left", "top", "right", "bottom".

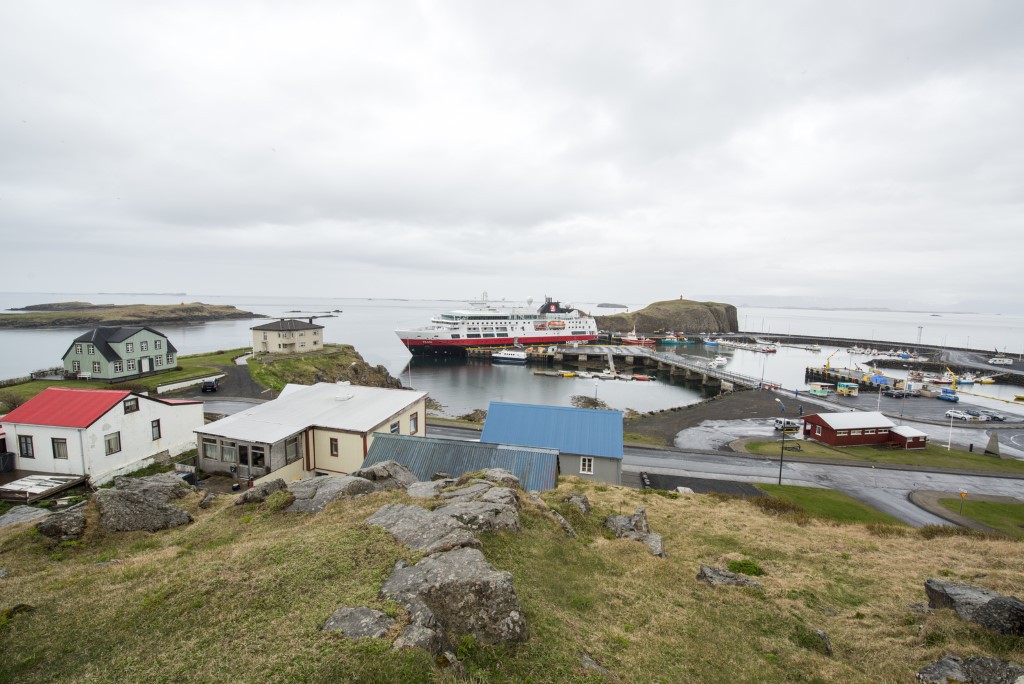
[
  {"left": 890, "top": 425, "right": 928, "bottom": 449},
  {"left": 802, "top": 411, "right": 895, "bottom": 447}
]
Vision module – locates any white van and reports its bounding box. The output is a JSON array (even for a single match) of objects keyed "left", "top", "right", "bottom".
[
  {"left": 774, "top": 418, "right": 801, "bottom": 431},
  {"left": 989, "top": 357, "right": 1013, "bottom": 365}
]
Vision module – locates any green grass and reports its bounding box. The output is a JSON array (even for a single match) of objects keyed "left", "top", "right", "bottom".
[
  {"left": 755, "top": 484, "right": 906, "bottom": 525},
  {"left": 938, "top": 499, "right": 1024, "bottom": 539},
  {"left": 745, "top": 439, "right": 1024, "bottom": 474},
  {"left": 623, "top": 432, "right": 667, "bottom": 446},
  {"left": 246, "top": 344, "right": 370, "bottom": 391}
]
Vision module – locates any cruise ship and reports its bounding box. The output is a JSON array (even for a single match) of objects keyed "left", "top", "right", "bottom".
[{"left": 395, "top": 294, "right": 599, "bottom": 355}]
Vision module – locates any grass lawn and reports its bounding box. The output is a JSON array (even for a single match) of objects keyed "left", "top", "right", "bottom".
[
  {"left": 0, "top": 348, "right": 249, "bottom": 407},
  {"left": 939, "top": 499, "right": 1024, "bottom": 539},
  {"left": 246, "top": 344, "right": 365, "bottom": 390},
  {"left": 755, "top": 484, "right": 906, "bottom": 525},
  {"left": 745, "top": 439, "right": 1024, "bottom": 474}
]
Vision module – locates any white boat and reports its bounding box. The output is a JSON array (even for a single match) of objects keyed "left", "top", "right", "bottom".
[
  {"left": 491, "top": 349, "right": 527, "bottom": 364},
  {"left": 708, "top": 355, "right": 728, "bottom": 368},
  {"left": 396, "top": 294, "right": 598, "bottom": 355}
]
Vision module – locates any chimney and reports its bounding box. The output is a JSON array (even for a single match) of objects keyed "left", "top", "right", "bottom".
[{"left": 308, "top": 317, "right": 313, "bottom": 325}]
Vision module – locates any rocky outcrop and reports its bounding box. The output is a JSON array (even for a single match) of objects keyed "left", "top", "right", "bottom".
[
  {"left": 351, "top": 461, "right": 418, "bottom": 491},
  {"left": 433, "top": 500, "right": 521, "bottom": 532},
  {"left": 234, "top": 479, "right": 287, "bottom": 505},
  {"left": 286, "top": 476, "right": 375, "bottom": 513},
  {"left": 366, "top": 504, "right": 480, "bottom": 556},
  {"left": 481, "top": 468, "right": 521, "bottom": 489},
  {"left": 916, "top": 654, "right": 1024, "bottom": 683},
  {"left": 565, "top": 494, "right": 591, "bottom": 516},
  {"left": 0, "top": 505, "right": 51, "bottom": 528},
  {"left": 36, "top": 502, "right": 86, "bottom": 541},
  {"left": 407, "top": 480, "right": 455, "bottom": 499},
  {"left": 697, "top": 565, "right": 763, "bottom": 589},
  {"left": 113, "top": 473, "right": 192, "bottom": 503},
  {"left": 604, "top": 508, "right": 666, "bottom": 558},
  {"left": 94, "top": 489, "right": 192, "bottom": 532},
  {"left": 925, "top": 578, "right": 1024, "bottom": 636},
  {"left": 322, "top": 607, "right": 395, "bottom": 638},
  {"left": 594, "top": 299, "right": 738, "bottom": 335}
]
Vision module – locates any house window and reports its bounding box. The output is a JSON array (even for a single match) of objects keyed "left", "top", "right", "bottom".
[
  {"left": 410, "top": 412, "right": 419, "bottom": 435},
  {"left": 835, "top": 431, "right": 848, "bottom": 436},
  {"left": 124, "top": 398, "right": 139, "bottom": 413},
  {"left": 299, "top": 331, "right": 305, "bottom": 337},
  {"left": 285, "top": 436, "right": 300, "bottom": 464},
  {"left": 141, "top": 341, "right": 148, "bottom": 351},
  {"left": 75, "top": 343, "right": 83, "bottom": 354},
  {"left": 580, "top": 457, "right": 594, "bottom": 474},
  {"left": 814, "top": 426, "right": 821, "bottom": 436},
  {"left": 127, "top": 359, "right": 136, "bottom": 371},
  {"left": 390, "top": 421, "right": 400, "bottom": 434},
  {"left": 155, "top": 356, "right": 163, "bottom": 367},
  {"left": 221, "top": 441, "right": 237, "bottom": 462},
  {"left": 864, "top": 429, "right": 875, "bottom": 435},
  {"left": 92, "top": 361, "right": 101, "bottom": 373},
  {"left": 299, "top": 343, "right": 306, "bottom": 348},
  {"left": 850, "top": 429, "right": 862, "bottom": 436},
  {"left": 878, "top": 428, "right": 889, "bottom": 434},
  {"left": 114, "top": 361, "right": 123, "bottom": 373},
  {"left": 104, "top": 432, "right": 121, "bottom": 455},
  {"left": 251, "top": 445, "right": 266, "bottom": 468},
  {"left": 155, "top": 339, "right": 162, "bottom": 349},
  {"left": 263, "top": 332, "right": 268, "bottom": 340},
  {"left": 166, "top": 353, "right": 174, "bottom": 364},
  {"left": 151, "top": 419, "right": 161, "bottom": 440},
  {"left": 330, "top": 438, "right": 339, "bottom": 456},
  {"left": 19, "top": 435, "right": 34, "bottom": 459},
  {"left": 87, "top": 344, "right": 95, "bottom": 355},
  {"left": 72, "top": 361, "right": 81, "bottom": 372},
  {"left": 202, "top": 438, "right": 218, "bottom": 460},
  {"left": 52, "top": 438, "right": 68, "bottom": 460},
  {"left": 126, "top": 342, "right": 134, "bottom": 353}
]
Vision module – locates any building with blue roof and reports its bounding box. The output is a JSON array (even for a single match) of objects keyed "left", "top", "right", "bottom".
[
  {"left": 362, "top": 433, "right": 558, "bottom": 491},
  {"left": 480, "top": 402, "right": 623, "bottom": 485}
]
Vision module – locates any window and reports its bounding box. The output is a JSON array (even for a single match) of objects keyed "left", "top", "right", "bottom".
[
  {"left": 166, "top": 353, "right": 174, "bottom": 364},
  {"left": 285, "top": 436, "right": 301, "bottom": 464},
  {"left": 390, "top": 421, "right": 400, "bottom": 434},
  {"left": 299, "top": 342, "right": 306, "bottom": 348},
  {"left": 104, "top": 432, "right": 121, "bottom": 455},
  {"left": 123, "top": 398, "right": 139, "bottom": 413},
  {"left": 251, "top": 445, "right": 266, "bottom": 468},
  {"left": 221, "top": 441, "right": 237, "bottom": 462},
  {"left": 92, "top": 361, "right": 101, "bottom": 373},
  {"left": 580, "top": 457, "right": 594, "bottom": 474},
  {"left": 263, "top": 332, "right": 268, "bottom": 340},
  {"left": 814, "top": 426, "right": 821, "bottom": 436},
  {"left": 72, "top": 361, "right": 80, "bottom": 372},
  {"left": 126, "top": 342, "right": 134, "bottom": 353},
  {"left": 154, "top": 339, "right": 162, "bottom": 349},
  {"left": 878, "top": 428, "right": 889, "bottom": 435},
  {"left": 154, "top": 355, "right": 163, "bottom": 367},
  {"left": 114, "top": 361, "right": 123, "bottom": 373},
  {"left": 52, "top": 438, "right": 68, "bottom": 460},
  {"left": 299, "top": 331, "right": 305, "bottom": 337},
  {"left": 151, "top": 419, "right": 161, "bottom": 440},
  {"left": 87, "top": 344, "right": 95, "bottom": 355},
  {"left": 141, "top": 341, "right": 148, "bottom": 351},
  {"left": 835, "top": 430, "right": 848, "bottom": 436},
  {"left": 75, "top": 343, "right": 83, "bottom": 354},
  {"left": 127, "top": 359, "right": 136, "bottom": 371},
  {"left": 864, "top": 429, "right": 875, "bottom": 435},
  {"left": 850, "top": 429, "right": 862, "bottom": 435},
  {"left": 202, "top": 438, "right": 218, "bottom": 460},
  {"left": 19, "top": 435, "right": 34, "bottom": 459},
  {"left": 330, "top": 438, "right": 339, "bottom": 456},
  {"left": 410, "top": 412, "right": 419, "bottom": 435}
]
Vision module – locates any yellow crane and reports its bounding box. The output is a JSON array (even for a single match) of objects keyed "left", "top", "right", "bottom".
[
  {"left": 945, "top": 367, "right": 958, "bottom": 392},
  {"left": 825, "top": 349, "right": 839, "bottom": 372}
]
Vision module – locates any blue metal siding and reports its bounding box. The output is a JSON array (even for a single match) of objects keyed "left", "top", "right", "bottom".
[
  {"left": 363, "top": 434, "right": 558, "bottom": 491},
  {"left": 480, "top": 402, "right": 623, "bottom": 459}
]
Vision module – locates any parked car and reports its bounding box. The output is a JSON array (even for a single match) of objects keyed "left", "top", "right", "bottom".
[
  {"left": 977, "top": 410, "right": 1006, "bottom": 422},
  {"left": 883, "top": 388, "right": 913, "bottom": 398},
  {"left": 945, "top": 409, "right": 971, "bottom": 421},
  {"left": 201, "top": 379, "right": 218, "bottom": 392},
  {"left": 962, "top": 409, "right": 990, "bottom": 421}
]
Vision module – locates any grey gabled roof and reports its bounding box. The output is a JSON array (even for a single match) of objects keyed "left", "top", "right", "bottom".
[
  {"left": 251, "top": 319, "right": 324, "bottom": 331},
  {"left": 363, "top": 433, "right": 559, "bottom": 491},
  {"left": 61, "top": 326, "right": 176, "bottom": 362}
]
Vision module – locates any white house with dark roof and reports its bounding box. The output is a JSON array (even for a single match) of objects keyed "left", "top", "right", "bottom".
[
  {"left": 62, "top": 326, "right": 177, "bottom": 381},
  {"left": 251, "top": 318, "right": 324, "bottom": 354}
]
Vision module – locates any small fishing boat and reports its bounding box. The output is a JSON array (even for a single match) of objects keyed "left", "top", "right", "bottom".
[
  {"left": 702, "top": 338, "right": 720, "bottom": 347},
  {"left": 976, "top": 376, "right": 996, "bottom": 385},
  {"left": 576, "top": 371, "right": 594, "bottom": 379},
  {"left": 622, "top": 327, "right": 655, "bottom": 346},
  {"left": 632, "top": 374, "right": 651, "bottom": 381},
  {"left": 492, "top": 349, "right": 527, "bottom": 364},
  {"left": 659, "top": 332, "right": 684, "bottom": 346},
  {"left": 1015, "top": 394, "right": 1024, "bottom": 402}
]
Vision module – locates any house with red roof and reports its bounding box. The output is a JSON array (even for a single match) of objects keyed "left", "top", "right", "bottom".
[{"left": 1, "top": 388, "right": 203, "bottom": 484}]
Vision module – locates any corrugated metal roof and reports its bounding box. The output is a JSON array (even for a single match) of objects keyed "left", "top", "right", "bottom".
[
  {"left": 810, "top": 411, "right": 895, "bottom": 430},
  {"left": 480, "top": 401, "right": 623, "bottom": 459},
  {"left": 363, "top": 433, "right": 558, "bottom": 491},
  {"left": 196, "top": 382, "right": 427, "bottom": 444},
  {"left": 1, "top": 387, "right": 130, "bottom": 428},
  {"left": 891, "top": 425, "right": 927, "bottom": 438}
]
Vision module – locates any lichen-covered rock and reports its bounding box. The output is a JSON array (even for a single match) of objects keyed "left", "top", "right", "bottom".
[
  {"left": 476, "top": 487, "right": 520, "bottom": 508},
  {"left": 916, "top": 654, "right": 1024, "bottom": 684},
  {"left": 565, "top": 494, "right": 591, "bottom": 516},
  {"left": 407, "top": 480, "right": 451, "bottom": 499},
  {"left": 481, "top": 468, "right": 520, "bottom": 489},
  {"left": 351, "top": 461, "right": 417, "bottom": 491},
  {"left": 366, "top": 504, "right": 480, "bottom": 556},
  {"left": 924, "top": 578, "right": 1001, "bottom": 621},
  {"left": 113, "top": 473, "right": 192, "bottom": 503},
  {"left": 36, "top": 501, "right": 86, "bottom": 541},
  {"left": 392, "top": 624, "right": 448, "bottom": 653},
  {"left": 434, "top": 501, "right": 520, "bottom": 532},
  {"left": 198, "top": 491, "right": 217, "bottom": 509},
  {"left": 287, "top": 476, "right": 374, "bottom": 513},
  {"left": 0, "top": 505, "right": 51, "bottom": 528},
  {"left": 234, "top": 478, "right": 287, "bottom": 505},
  {"left": 696, "top": 565, "right": 762, "bottom": 589},
  {"left": 642, "top": 533, "right": 667, "bottom": 558},
  {"left": 605, "top": 508, "right": 664, "bottom": 557},
  {"left": 381, "top": 546, "right": 527, "bottom": 646},
  {"left": 321, "top": 606, "right": 394, "bottom": 638},
  {"left": 93, "top": 489, "right": 192, "bottom": 532},
  {"left": 440, "top": 482, "right": 492, "bottom": 502},
  {"left": 551, "top": 511, "right": 577, "bottom": 538},
  {"left": 973, "top": 596, "right": 1024, "bottom": 637}
]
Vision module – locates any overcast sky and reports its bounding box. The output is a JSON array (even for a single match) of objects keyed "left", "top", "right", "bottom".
[{"left": 2, "top": 1, "right": 1022, "bottom": 311}]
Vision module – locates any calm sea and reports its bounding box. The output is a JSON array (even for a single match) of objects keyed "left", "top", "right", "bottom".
[{"left": 1, "top": 293, "right": 1022, "bottom": 417}]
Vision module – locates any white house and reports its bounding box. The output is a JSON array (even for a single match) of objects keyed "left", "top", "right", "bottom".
[
  {"left": 195, "top": 382, "right": 427, "bottom": 483},
  {"left": 1, "top": 387, "right": 204, "bottom": 484}
]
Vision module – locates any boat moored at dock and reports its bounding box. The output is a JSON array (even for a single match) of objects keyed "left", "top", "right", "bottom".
[{"left": 492, "top": 349, "right": 528, "bottom": 364}]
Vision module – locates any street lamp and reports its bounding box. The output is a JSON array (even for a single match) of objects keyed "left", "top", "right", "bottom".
[
  {"left": 947, "top": 411, "right": 954, "bottom": 451},
  {"left": 775, "top": 397, "right": 786, "bottom": 485},
  {"left": 594, "top": 380, "right": 599, "bottom": 401}
]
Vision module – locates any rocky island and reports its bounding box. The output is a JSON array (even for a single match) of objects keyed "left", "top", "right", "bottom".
[
  {"left": 594, "top": 298, "right": 738, "bottom": 334},
  {"left": 0, "top": 301, "right": 265, "bottom": 329}
]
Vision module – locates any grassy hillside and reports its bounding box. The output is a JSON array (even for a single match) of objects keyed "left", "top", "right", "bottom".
[
  {"left": 1, "top": 481, "right": 1021, "bottom": 683},
  {"left": 595, "top": 299, "right": 738, "bottom": 334},
  {"left": 247, "top": 344, "right": 403, "bottom": 390},
  {"left": 0, "top": 302, "right": 263, "bottom": 328}
]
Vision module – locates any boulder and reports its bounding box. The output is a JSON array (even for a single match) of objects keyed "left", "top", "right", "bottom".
[
  {"left": 565, "top": 494, "right": 591, "bottom": 516},
  {"left": 381, "top": 546, "right": 528, "bottom": 646},
  {"left": 321, "top": 606, "right": 394, "bottom": 638},
  {"left": 366, "top": 504, "right": 480, "bottom": 556},
  {"left": 234, "top": 478, "right": 287, "bottom": 505},
  {"left": 351, "top": 461, "right": 417, "bottom": 491},
  {"left": 0, "top": 567, "right": 8, "bottom": 579},
  {"left": 392, "top": 624, "right": 448, "bottom": 653},
  {"left": 581, "top": 653, "right": 620, "bottom": 682},
  {"left": 36, "top": 501, "right": 86, "bottom": 541},
  {"left": 287, "top": 476, "right": 375, "bottom": 513},
  {"left": 696, "top": 565, "right": 763, "bottom": 590},
  {"left": 924, "top": 578, "right": 1001, "bottom": 621},
  {"left": 916, "top": 654, "right": 1024, "bottom": 684},
  {"left": 198, "top": 491, "right": 217, "bottom": 509},
  {"left": 973, "top": 596, "right": 1024, "bottom": 637},
  {"left": 407, "top": 481, "right": 450, "bottom": 499},
  {"left": 551, "top": 511, "right": 577, "bottom": 538},
  {"left": 93, "top": 489, "right": 192, "bottom": 532},
  {"left": 0, "top": 505, "right": 51, "bottom": 528},
  {"left": 113, "top": 473, "right": 192, "bottom": 503},
  {"left": 434, "top": 501, "right": 521, "bottom": 532},
  {"left": 476, "top": 487, "right": 520, "bottom": 508},
  {"left": 481, "top": 468, "right": 521, "bottom": 489},
  {"left": 604, "top": 508, "right": 665, "bottom": 557},
  {"left": 642, "top": 533, "right": 667, "bottom": 559},
  {"left": 440, "top": 482, "right": 492, "bottom": 503}
]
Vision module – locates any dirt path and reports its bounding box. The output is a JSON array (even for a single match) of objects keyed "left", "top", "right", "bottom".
[{"left": 626, "top": 388, "right": 789, "bottom": 444}]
